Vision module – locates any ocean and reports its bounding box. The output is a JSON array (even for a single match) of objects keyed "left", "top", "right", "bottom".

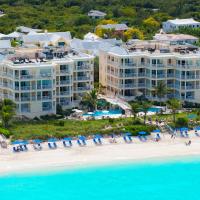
[{"left": 1, "top": 157, "right": 200, "bottom": 200}]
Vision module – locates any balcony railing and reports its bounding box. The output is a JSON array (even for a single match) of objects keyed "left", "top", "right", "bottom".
[
  {"left": 42, "top": 96, "right": 52, "bottom": 100},
  {"left": 59, "top": 80, "right": 71, "bottom": 85},
  {"left": 21, "top": 97, "right": 31, "bottom": 101},
  {"left": 120, "top": 83, "right": 137, "bottom": 88},
  {"left": 60, "top": 91, "right": 70, "bottom": 96},
  {"left": 120, "top": 73, "right": 137, "bottom": 77},
  {"left": 75, "top": 87, "right": 91, "bottom": 92},
  {"left": 74, "top": 76, "right": 91, "bottom": 81},
  {"left": 76, "top": 65, "right": 91, "bottom": 71}
]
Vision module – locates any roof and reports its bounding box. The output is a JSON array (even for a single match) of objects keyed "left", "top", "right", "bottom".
[
  {"left": 154, "top": 33, "right": 198, "bottom": 41},
  {"left": 6, "top": 31, "right": 23, "bottom": 38},
  {"left": 0, "top": 33, "right": 6, "bottom": 38},
  {"left": 166, "top": 18, "right": 200, "bottom": 25},
  {"left": 88, "top": 10, "right": 106, "bottom": 17},
  {"left": 16, "top": 26, "right": 42, "bottom": 33},
  {"left": 98, "top": 24, "right": 129, "bottom": 31},
  {"left": 23, "top": 32, "right": 72, "bottom": 44}
]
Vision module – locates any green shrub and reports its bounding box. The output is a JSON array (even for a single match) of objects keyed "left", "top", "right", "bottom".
[
  {"left": 0, "top": 127, "right": 11, "bottom": 138},
  {"left": 175, "top": 117, "right": 188, "bottom": 128}
]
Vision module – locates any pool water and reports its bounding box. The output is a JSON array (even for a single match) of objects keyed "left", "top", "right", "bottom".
[
  {"left": 148, "top": 107, "right": 161, "bottom": 112},
  {"left": 83, "top": 109, "right": 122, "bottom": 117}
]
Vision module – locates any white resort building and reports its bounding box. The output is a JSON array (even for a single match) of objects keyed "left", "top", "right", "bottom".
[
  {"left": 0, "top": 47, "right": 94, "bottom": 118},
  {"left": 99, "top": 40, "right": 200, "bottom": 103},
  {"left": 163, "top": 18, "right": 200, "bottom": 33}
]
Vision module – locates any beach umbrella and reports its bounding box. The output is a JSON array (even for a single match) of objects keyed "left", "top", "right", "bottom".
[
  {"left": 180, "top": 127, "right": 188, "bottom": 131},
  {"left": 12, "top": 140, "right": 23, "bottom": 145},
  {"left": 63, "top": 137, "right": 72, "bottom": 141},
  {"left": 48, "top": 138, "right": 58, "bottom": 143},
  {"left": 125, "top": 132, "right": 132, "bottom": 136},
  {"left": 195, "top": 126, "right": 200, "bottom": 131},
  {"left": 33, "top": 139, "right": 42, "bottom": 144},
  {"left": 79, "top": 136, "right": 86, "bottom": 141},
  {"left": 152, "top": 129, "right": 161, "bottom": 133},
  {"left": 94, "top": 134, "right": 102, "bottom": 139},
  {"left": 138, "top": 131, "right": 147, "bottom": 135}
]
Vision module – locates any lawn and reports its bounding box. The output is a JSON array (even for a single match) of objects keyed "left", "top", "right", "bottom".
[{"left": 8, "top": 118, "right": 156, "bottom": 140}]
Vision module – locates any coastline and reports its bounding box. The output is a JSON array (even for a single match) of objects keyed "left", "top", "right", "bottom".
[{"left": 1, "top": 134, "right": 200, "bottom": 176}]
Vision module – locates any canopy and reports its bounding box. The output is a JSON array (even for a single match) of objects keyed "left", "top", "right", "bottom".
[
  {"left": 195, "top": 126, "right": 200, "bottom": 131},
  {"left": 180, "top": 127, "right": 188, "bottom": 131},
  {"left": 125, "top": 132, "right": 132, "bottom": 136},
  {"left": 94, "top": 134, "right": 102, "bottom": 139},
  {"left": 48, "top": 138, "right": 58, "bottom": 142},
  {"left": 33, "top": 139, "right": 42, "bottom": 144},
  {"left": 63, "top": 137, "right": 72, "bottom": 141},
  {"left": 152, "top": 129, "right": 161, "bottom": 133},
  {"left": 138, "top": 131, "right": 147, "bottom": 135},
  {"left": 12, "top": 140, "right": 28, "bottom": 145},
  {"left": 79, "top": 136, "right": 86, "bottom": 141}
]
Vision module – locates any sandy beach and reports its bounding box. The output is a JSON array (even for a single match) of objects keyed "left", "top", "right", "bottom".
[{"left": 1, "top": 132, "right": 200, "bottom": 175}]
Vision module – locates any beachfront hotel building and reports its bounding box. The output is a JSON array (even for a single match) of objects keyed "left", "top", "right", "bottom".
[
  {"left": 0, "top": 47, "right": 94, "bottom": 118},
  {"left": 99, "top": 40, "right": 200, "bottom": 103}
]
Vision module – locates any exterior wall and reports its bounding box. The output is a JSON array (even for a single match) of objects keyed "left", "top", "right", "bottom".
[
  {"left": 0, "top": 56, "right": 94, "bottom": 118},
  {"left": 99, "top": 51, "right": 200, "bottom": 103},
  {"left": 163, "top": 21, "right": 200, "bottom": 33}
]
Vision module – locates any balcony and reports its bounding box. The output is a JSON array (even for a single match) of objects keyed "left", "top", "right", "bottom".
[
  {"left": 157, "top": 74, "right": 166, "bottom": 78},
  {"left": 74, "top": 76, "right": 91, "bottom": 81},
  {"left": 20, "top": 75, "right": 34, "bottom": 80},
  {"left": 39, "top": 73, "right": 52, "bottom": 78},
  {"left": 120, "top": 73, "right": 137, "bottom": 78},
  {"left": 42, "top": 96, "right": 52, "bottom": 100},
  {"left": 42, "top": 85, "right": 52, "bottom": 89},
  {"left": 76, "top": 65, "right": 91, "bottom": 71},
  {"left": 138, "top": 83, "right": 145, "bottom": 87},
  {"left": 59, "top": 80, "right": 71, "bottom": 85},
  {"left": 120, "top": 83, "right": 137, "bottom": 88},
  {"left": 59, "top": 69, "right": 70, "bottom": 74},
  {"left": 138, "top": 73, "right": 145, "bottom": 77},
  {"left": 74, "top": 87, "right": 91, "bottom": 92},
  {"left": 123, "top": 62, "right": 137, "bottom": 68},
  {"left": 21, "top": 97, "right": 31, "bottom": 102},
  {"left": 60, "top": 91, "right": 70, "bottom": 96},
  {"left": 21, "top": 86, "right": 31, "bottom": 91}
]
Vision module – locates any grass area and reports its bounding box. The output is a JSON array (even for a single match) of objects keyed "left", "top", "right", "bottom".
[
  {"left": 151, "top": 112, "right": 199, "bottom": 122},
  {"left": 8, "top": 118, "right": 156, "bottom": 140}
]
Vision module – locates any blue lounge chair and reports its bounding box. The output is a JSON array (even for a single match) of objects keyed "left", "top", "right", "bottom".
[
  {"left": 53, "top": 142, "right": 57, "bottom": 148},
  {"left": 13, "top": 146, "right": 19, "bottom": 152},
  {"left": 48, "top": 143, "right": 52, "bottom": 149},
  {"left": 77, "top": 140, "right": 81, "bottom": 146},
  {"left": 180, "top": 131, "right": 185, "bottom": 137},
  {"left": 93, "top": 138, "right": 98, "bottom": 145}
]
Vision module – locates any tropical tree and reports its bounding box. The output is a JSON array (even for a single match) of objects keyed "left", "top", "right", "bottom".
[
  {"left": 140, "top": 101, "right": 152, "bottom": 124},
  {"left": 131, "top": 102, "right": 140, "bottom": 120},
  {"left": 154, "top": 81, "right": 171, "bottom": 105},
  {"left": 124, "top": 28, "right": 144, "bottom": 41},
  {"left": 167, "top": 98, "right": 181, "bottom": 124},
  {"left": 81, "top": 89, "right": 98, "bottom": 111},
  {"left": 0, "top": 99, "right": 16, "bottom": 128}
]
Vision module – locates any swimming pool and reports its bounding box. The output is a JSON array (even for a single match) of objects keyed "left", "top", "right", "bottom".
[
  {"left": 148, "top": 107, "right": 162, "bottom": 113},
  {"left": 83, "top": 109, "right": 122, "bottom": 117}
]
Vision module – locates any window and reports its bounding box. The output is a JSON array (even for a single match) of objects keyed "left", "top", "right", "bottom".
[{"left": 42, "top": 102, "right": 52, "bottom": 111}]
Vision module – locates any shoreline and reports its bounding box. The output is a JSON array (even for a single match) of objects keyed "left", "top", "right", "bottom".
[{"left": 1, "top": 134, "right": 200, "bottom": 176}]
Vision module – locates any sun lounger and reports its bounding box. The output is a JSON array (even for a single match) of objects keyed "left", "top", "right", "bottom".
[{"left": 13, "top": 146, "right": 19, "bottom": 152}]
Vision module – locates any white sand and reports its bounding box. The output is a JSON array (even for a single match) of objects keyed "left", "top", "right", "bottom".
[{"left": 1, "top": 133, "right": 200, "bottom": 175}]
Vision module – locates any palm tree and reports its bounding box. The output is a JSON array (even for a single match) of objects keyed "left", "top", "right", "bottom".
[
  {"left": 154, "top": 81, "right": 171, "bottom": 105},
  {"left": 140, "top": 101, "right": 152, "bottom": 124},
  {"left": 81, "top": 89, "right": 98, "bottom": 112},
  {"left": 167, "top": 98, "right": 181, "bottom": 123},
  {"left": 0, "top": 99, "right": 16, "bottom": 128},
  {"left": 131, "top": 102, "right": 140, "bottom": 120}
]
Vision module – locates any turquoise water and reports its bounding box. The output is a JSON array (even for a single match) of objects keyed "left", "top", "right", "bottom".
[
  {"left": 83, "top": 109, "right": 122, "bottom": 117},
  {"left": 148, "top": 107, "right": 161, "bottom": 112},
  {"left": 1, "top": 157, "right": 200, "bottom": 200}
]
